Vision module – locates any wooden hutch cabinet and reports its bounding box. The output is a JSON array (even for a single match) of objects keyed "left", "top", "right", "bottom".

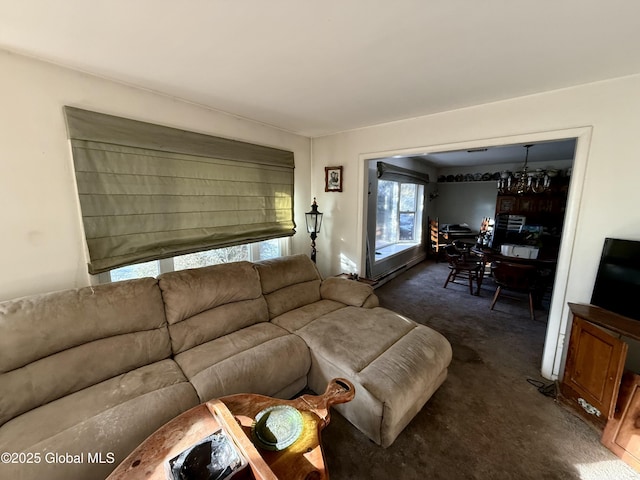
[
  {"left": 495, "top": 195, "right": 518, "bottom": 214},
  {"left": 494, "top": 177, "right": 569, "bottom": 253},
  {"left": 495, "top": 177, "right": 569, "bottom": 224}
]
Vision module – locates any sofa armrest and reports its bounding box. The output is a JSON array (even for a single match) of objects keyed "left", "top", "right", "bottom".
[{"left": 320, "top": 277, "right": 379, "bottom": 308}]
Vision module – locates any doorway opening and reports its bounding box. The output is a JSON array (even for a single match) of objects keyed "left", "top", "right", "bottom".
[{"left": 360, "top": 130, "right": 590, "bottom": 380}]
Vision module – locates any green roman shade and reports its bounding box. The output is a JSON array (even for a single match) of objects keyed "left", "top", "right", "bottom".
[{"left": 64, "top": 106, "right": 295, "bottom": 274}]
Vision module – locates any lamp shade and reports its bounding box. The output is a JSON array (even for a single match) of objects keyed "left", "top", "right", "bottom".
[{"left": 305, "top": 198, "right": 323, "bottom": 234}]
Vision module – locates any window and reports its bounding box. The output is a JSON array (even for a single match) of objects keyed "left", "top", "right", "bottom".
[
  {"left": 399, "top": 184, "right": 418, "bottom": 241},
  {"left": 376, "top": 180, "right": 399, "bottom": 248},
  {"left": 174, "top": 245, "right": 250, "bottom": 271},
  {"left": 100, "top": 238, "right": 286, "bottom": 283},
  {"left": 109, "top": 260, "right": 160, "bottom": 283},
  {"left": 375, "top": 180, "right": 424, "bottom": 255}
]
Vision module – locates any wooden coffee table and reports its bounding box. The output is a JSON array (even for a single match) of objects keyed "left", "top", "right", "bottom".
[{"left": 106, "top": 378, "right": 355, "bottom": 480}]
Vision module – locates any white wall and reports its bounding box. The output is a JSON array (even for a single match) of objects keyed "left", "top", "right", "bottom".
[
  {"left": 433, "top": 159, "right": 574, "bottom": 227},
  {"left": 0, "top": 50, "right": 311, "bottom": 301},
  {"left": 433, "top": 182, "right": 496, "bottom": 228},
  {"left": 311, "top": 73, "right": 640, "bottom": 379}
]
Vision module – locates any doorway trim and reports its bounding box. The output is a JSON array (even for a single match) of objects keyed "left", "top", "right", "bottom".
[{"left": 357, "top": 126, "right": 592, "bottom": 380}]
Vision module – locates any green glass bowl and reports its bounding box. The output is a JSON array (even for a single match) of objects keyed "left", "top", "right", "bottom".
[{"left": 250, "top": 405, "right": 304, "bottom": 451}]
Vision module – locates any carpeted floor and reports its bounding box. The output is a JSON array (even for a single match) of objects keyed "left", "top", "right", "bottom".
[{"left": 319, "top": 260, "right": 640, "bottom": 480}]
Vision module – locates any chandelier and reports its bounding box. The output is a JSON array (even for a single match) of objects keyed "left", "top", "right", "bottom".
[{"left": 497, "top": 144, "right": 558, "bottom": 195}]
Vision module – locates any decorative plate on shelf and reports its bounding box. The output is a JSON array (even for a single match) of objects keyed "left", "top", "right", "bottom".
[
  {"left": 473, "top": 173, "right": 483, "bottom": 181},
  {"left": 251, "top": 405, "right": 304, "bottom": 451},
  {"left": 482, "top": 172, "right": 492, "bottom": 181}
]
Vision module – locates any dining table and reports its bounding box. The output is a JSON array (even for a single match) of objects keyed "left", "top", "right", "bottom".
[
  {"left": 470, "top": 245, "right": 558, "bottom": 301},
  {"left": 470, "top": 245, "right": 558, "bottom": 267}
]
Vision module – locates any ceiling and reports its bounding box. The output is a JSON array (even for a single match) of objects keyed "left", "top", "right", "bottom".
[
  {"left": 2, "top": 1, "right": 640, "bottom": 137},
  {"left": 418, "top": 139, "right": 577, "bottom": 168}
]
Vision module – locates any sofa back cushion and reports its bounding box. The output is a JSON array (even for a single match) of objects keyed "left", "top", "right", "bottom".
[
  {"left": 0, "top": 278, "right": 170, "bottom": 428},
  {"left": 254, "top": 254, "right": 322, "bottom": 319},
  {"left": 158, "top": 261, "right": 269, "bottom": 354}
]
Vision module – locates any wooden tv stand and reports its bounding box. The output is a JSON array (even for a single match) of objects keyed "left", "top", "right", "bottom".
[{"left": 560, "top": 303, "right": 640, "bottom": 471}]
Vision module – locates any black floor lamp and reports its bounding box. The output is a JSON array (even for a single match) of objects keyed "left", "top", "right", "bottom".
[{"left": 305, "top": 198, "right": 323, "bottom": 263}]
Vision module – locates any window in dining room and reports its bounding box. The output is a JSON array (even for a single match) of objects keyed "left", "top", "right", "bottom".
[{"left": 375, "top": 180, "right": 424, "bottom": 258}]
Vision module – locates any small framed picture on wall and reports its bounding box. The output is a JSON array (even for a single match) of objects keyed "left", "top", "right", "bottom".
[{"left": 325, "top": 166, "right": 343, "bottom": 192}]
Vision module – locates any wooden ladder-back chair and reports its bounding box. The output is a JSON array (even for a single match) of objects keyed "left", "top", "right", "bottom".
[
  {"left": 478, "top": 216, "right": 494, "bottom": 247},
  {"left": 475, "top": 216, "right": 493, "bottom": 273},
  {"left": 429, "top": 217, "right": 448, "bottom": 259},
  {"left": 489, "top": 261, "right": 538, "bottom": 320},
  {"left": 479, "top": 217, "right": 490, "bottom": 235}
]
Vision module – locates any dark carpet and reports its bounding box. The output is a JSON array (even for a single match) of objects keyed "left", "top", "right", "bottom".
[{"left": 320, "top": 260, "right": 640, "bottom": 480}]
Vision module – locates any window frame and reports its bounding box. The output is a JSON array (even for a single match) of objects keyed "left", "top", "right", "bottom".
[{"left": 375, "top": 180, "right": 424, "bottom": 252}]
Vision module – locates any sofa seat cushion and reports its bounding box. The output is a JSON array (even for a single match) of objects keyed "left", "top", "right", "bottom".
[
  {"left": 271, "top": 299, "right": 346, "bottom": 332},
  {"left": 296, "top": 306, "right": 452, "bottom": 447},
  {"left": 174, "top": 322, "right": 311, "bottom": 402},
  {"left": 297, "top": 306, "right": 416, "bottom": 371},
  {"left": 0, "top": 359, "right": 199, "bottom": 480}
]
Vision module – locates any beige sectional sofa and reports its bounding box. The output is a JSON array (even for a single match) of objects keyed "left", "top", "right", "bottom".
[{"left": 0, "top": 254, "right": 451, "bottom": 480}]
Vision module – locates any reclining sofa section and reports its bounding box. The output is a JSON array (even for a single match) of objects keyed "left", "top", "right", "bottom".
[
  {"left": 0, "top": 278, "right": 199, "bottom": 480},
  {"left": 0, "top": 254, "right": 451, "bottom": 480},
  {"left": 254, "top": 255, "right": 452, "bottom": 448}
]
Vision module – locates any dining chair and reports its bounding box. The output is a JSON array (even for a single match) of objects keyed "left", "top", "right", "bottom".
[
  {"left": 489, "top": 261, "right": 538, "bottom": 320},
  {"left": 443, "top": 244, "right": 484, "bottom": 295}
]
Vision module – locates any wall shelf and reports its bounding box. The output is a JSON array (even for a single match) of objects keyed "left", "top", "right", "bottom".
[{"left": 436, "top": 181, "right": 497, "bottom": 185}]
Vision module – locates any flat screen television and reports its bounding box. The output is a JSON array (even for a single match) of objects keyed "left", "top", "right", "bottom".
[{"left": 591, "top": 238, "right": 640, "bottom": 321}]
